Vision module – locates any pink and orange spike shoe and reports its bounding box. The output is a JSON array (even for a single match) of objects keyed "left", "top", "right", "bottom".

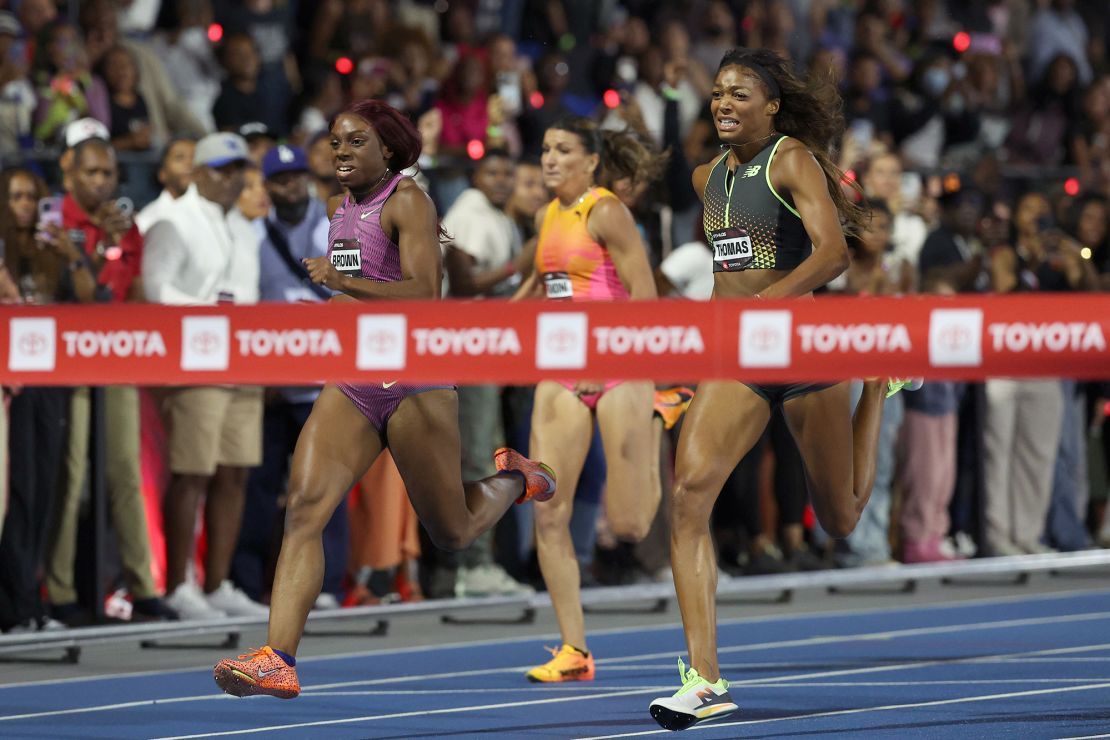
[
  {"left": 214, "top": 646, "right": 300, "bottom": 699},
  {"left": 494, "top": 447, "right": 556, "bottom": 503}
]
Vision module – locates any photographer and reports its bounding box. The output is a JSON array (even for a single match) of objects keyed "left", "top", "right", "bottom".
[{"left": 45, "top": 137, "right": 173, "bottom": 625}]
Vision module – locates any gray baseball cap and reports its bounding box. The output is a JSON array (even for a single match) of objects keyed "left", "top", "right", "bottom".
[{"left": 194, "top": 132, "right": 250, "bottom": 168}]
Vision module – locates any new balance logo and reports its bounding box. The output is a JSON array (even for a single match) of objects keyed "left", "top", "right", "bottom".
[{"left": 741, "top": 165, "right": 761, "bottom": 178}]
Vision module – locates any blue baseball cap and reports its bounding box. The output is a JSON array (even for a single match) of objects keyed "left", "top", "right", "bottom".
[{"left": 262, "top": 144, "right": 309, "bottom": 179}]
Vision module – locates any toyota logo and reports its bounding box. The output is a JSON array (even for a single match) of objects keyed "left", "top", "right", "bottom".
[
  {"left": 364, "top": 330, "right": 398, "bottom": 354},
  {"left": 18, "top": 332, "right": 47, "bottom": 356},
  {"left": 190, "top": 331, "right": 222, "bottom": 355},
  {"left": 750, "top": 326, "right": 782, "bottom": 352},
  {"left": 546, "top": 328, "right": 579, "bottom": 354},
  {"left": 938, "top": 325, "right": 971, "bottom": 351}
]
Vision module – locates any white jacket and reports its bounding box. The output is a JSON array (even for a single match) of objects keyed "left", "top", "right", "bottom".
[{"left": 142, "top": 185, "right": 260, "bottom": 305}]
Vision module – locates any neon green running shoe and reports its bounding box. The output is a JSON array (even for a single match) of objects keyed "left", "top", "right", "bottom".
[
  {"left": 886, "top": 378, "right": 923, "bottom": 398},
  {"left": 648, "top": 659, "right": 738, "bottom": 731}
]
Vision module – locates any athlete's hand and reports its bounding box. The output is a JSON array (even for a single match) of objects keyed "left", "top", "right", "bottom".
[{"left": 303, "top": 256, "right": 343, "bottom": 290}]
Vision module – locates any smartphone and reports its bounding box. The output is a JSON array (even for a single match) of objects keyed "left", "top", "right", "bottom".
[
  {"left": 496, "top": 71, "right": 522, "bottom": 116},
  {"left": 900, "top": 172, "right": 922, "bottom": 204},
  {"left": 849, "top": 118, "right": 874, "bottom": 150},
  {"left": 36, "top": 195, "right": 63, "bottom": 240}
]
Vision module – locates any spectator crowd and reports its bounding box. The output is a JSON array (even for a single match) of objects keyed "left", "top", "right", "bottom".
[{"left": 0, "top": 0, "right": 1108, "bottom": 633}]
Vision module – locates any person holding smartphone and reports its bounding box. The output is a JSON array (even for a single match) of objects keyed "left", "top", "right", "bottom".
[
  {"left": 44, "top": 137, "right": 175, "bottom": 626},
  {"left": 0, "top": 167, "right": 85, "bottom": 634}
]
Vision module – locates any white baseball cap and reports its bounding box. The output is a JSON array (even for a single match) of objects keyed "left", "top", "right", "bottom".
[{"left": 65, "top": 118, "right": 111, "bottom": 148}]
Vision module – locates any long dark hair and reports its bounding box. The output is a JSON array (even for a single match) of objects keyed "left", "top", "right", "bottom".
[
  {"left": 717, "top": 48, "right": 867, "bottom": 233},
  {"left": 548, "top": 116, "right": 669, "bottom": 190},
  {"left": 0, "top": 168, "right": 55, "bottom": 296}
]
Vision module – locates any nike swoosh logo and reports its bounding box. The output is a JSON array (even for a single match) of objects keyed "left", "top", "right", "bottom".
[
  {"left": 382, "top": 380, "right": 398, "bottom": 389},
  {"left": 257, "top": 667, "right": 281, "bottom": 677},
  {"left": 359, "top": 208, "right": 381, "bottom": 219}
]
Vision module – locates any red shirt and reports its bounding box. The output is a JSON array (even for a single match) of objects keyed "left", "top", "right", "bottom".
[{"left": 62, "top": 193, "right": 144, "bottom": 303}]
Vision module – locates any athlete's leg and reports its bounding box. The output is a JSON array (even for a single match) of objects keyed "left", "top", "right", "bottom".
[
  {"left": 596, "top": 381, "right": 658, "bottom": 541},
  {"left": 528, "top": 381, "right": 594, "bottom": 649},
  {"left": 780, "top": 379, "right": 885, "bottom": 539},
  {"left": 386, "top": 389, "right": 527, "bottom": 552},
  {"left": 670, "top": 381, "right": 771, "bottom": 682},
  {"left": 267, "top": 385, "right": 383, "bottom": 655}
]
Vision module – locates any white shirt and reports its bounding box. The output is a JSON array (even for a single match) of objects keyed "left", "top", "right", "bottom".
[
  {"left": 135, "top": 189, "right": 179, "bottom": 235},
  {"left": 442, "top": 188, "right": 520, "bottom": 297},
  {"left": 142, "top": 185, "right": 260, "bottom": 305},
  {"left": 660, "top": 241, "right": 714, "bottom": 301}
]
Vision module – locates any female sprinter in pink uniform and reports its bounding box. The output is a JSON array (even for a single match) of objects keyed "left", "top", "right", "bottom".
[
  {"left": 213, "top": 99, "right": 555, "bottom": 699},
  {"left": 515, "top": 117, "right": 661, "bottom": 682},
  {"left": 647, "top": 48, "right": 918, "bottom": 730}
]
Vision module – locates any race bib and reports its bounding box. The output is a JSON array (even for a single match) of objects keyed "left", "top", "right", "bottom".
[
  {"left": 711, "top": 227, "right": 753, "bottom": 272},
  {"left": 543, "top": 271, "right": 573, "bottom": 299},
  {"left": 330, "top": 239, "right": 362, "bottom": 277}
]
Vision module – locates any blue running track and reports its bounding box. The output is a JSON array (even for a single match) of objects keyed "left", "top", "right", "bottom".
[{"left": 2, "top": 589, "right": 1110, "bottom": 739}]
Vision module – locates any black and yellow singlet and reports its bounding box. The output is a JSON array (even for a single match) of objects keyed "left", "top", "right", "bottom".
[{"left": 702, "top": 134, "right": 811, "bottom": 272}]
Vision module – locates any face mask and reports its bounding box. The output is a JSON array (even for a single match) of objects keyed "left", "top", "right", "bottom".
[{"left": 923, "top": 67, "right": 950, "bottom": 97}]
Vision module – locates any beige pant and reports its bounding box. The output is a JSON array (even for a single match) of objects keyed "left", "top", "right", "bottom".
[
  {"left": 46, "top": 386, "right": 157, "bottom": 604},
  {"left": 982, "top": 378, "right": 1065, "bottom": 553}
]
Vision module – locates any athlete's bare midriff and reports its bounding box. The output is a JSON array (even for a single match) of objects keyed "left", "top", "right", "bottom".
[{"left": 712, "top": 268, "right": 795, "bottom": 299}]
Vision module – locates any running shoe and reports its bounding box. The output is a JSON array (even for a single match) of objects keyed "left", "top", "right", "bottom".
[
  {"left": 494, "top": 447, "right": 556, "bottom": 503},
  {"left": 653, "top": 386, "right": 695, "bottom": 430},
  {"left": 885, "top": 378, "right": 923, "bottom": 398},
  {"left": 649, "top": 658, "right": 739, "bottom": 731},
  {"left": 525, "top": 643, "right": 595, "bottom": 683},
  {"left": 214, "top": 646, "right": 300, "bottom": 699}
]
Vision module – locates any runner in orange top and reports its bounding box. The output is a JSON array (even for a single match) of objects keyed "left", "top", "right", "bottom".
[{"left": 514, "top": 117, "right": 666, "bottom": 683}]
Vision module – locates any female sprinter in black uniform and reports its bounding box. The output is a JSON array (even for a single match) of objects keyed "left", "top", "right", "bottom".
[
  {"left": 212, "top": 99, "right": 555, "bottom": 699},
  {"left": 648, "top": 48, "right": 917, "bottom": 730}
]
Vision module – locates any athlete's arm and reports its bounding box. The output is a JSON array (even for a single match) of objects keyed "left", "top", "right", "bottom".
[
  {"left": 445, "top": 247, "right": 517, "bottom": 297},
  {"left": 305, "top": 179, "right": 442, "bottom": 300},
  {"left": 757, "top": 142, "right": 850, "bottom": 299},
  {"left": 511, "top": 212, "right": 547, "bottom": 300},
  {"left": 588, "top": 196, "right": 657, "bottom": 300},
  {"left": 326, "top": 194, "right": 344, "bottom": 220},
  {"left": 691, "top": 162, "right": 714, "bottom": 202}
]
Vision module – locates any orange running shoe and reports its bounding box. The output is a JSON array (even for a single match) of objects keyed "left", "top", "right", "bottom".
[
  {"left": 494, "top": 447, "right": 556, "bottom": 503},
  {"left": 653, "top": 386, "right": 695, "bottom": 430},
  {"left": 526, "top": 644, "right": 595, "bottom": 683},
  {"left": 213, "top": 646, "right": 300, "bottom": 699}
]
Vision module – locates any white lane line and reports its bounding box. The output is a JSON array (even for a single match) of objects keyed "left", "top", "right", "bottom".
[
  {"left": 98, "top": 642, "right": 1110, "bottom": 738},
  {"left": 1056, "top": 733, "right": 1110, "bottom": 739},
  {"left": 600, "top": 610, "right": 1110, "bottom": 665},
  {"left": 3, "top": 586, "right": 1107, "bottom": 690},
  {"left": 6, "top": 623, "right": 1110, "bottom": 722},
  {"left": 302, "top": 686, "right": 673, "bottom": 696},
  {"left": 147, "top": 688, "right": 658, "bottom": 740},
  {"left": 576, "top": 681, "right": 1110, "bottom": 739}
]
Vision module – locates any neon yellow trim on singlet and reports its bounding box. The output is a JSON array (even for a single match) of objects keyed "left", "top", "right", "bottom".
[
  {"left": 765, "top": 136, "right": 801, "bottom": 219},
  {"left": 705, "top": 153, "right": 731, "bottom": 226}
]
